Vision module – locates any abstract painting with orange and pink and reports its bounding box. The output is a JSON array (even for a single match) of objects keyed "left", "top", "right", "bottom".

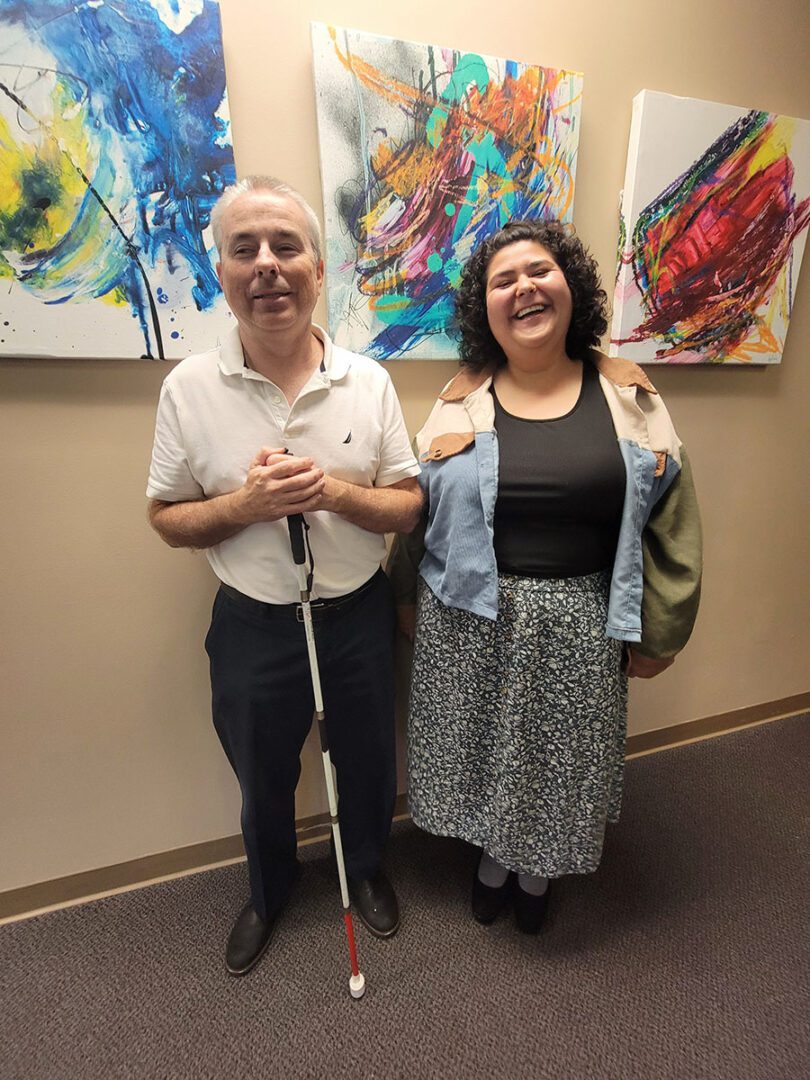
[
  {"left": 312, "top": 24, "right": 583, "bottom": 360},
  {"left": 610, "top": 90, "right": 810, "bottom": 365}
]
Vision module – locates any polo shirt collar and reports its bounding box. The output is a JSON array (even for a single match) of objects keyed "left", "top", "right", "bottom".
[
  {"left": 217, "top": 323, "right": 352, "bottom": 384},
  {"left": 312, "top": 324, "right": 351, "bottom": 382},
  {"left": 217, "top": 324, "right": 248, "bottom": 375}
]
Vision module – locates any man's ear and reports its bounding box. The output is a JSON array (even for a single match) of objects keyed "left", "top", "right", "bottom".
[{"left": 216, "top": 262, "right": 223, "bottom": 287}]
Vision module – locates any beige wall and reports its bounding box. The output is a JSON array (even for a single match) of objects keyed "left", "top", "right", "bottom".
[{"left": 2, "top": 0, "right": 809, "bottom": 895}]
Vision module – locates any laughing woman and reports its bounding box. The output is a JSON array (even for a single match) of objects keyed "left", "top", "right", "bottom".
[{"left": 389, "top": 220, "right": 702, "bottom": 933}]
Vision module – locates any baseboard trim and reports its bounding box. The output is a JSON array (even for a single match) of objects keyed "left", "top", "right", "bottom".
[
  {"left": 3, "top": 698, "right": 807, "bottom": 923},
  {"left": 0, "top": 794, "right": 410, "bottom": 923},
  {"left": 624, "top": 691, "right": 809, "bottom": 757}
]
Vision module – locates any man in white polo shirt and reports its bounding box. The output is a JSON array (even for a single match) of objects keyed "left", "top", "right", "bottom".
[{"left": 146, "top": 175, "right": 421, "bottom": 976}]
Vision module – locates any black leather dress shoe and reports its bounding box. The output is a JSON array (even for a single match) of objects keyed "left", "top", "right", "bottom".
[
  {"left": 472, "top": 870, "right": 513, "bottom": 924},
  {"left": 513, "top": 881, "right": 551, "bottom": 935},
  {"left": 225, "top": 902, "right": 276, "bottom": 976},
  {"left": 348, "top": 871, "right": 400, "bottom": 937}
]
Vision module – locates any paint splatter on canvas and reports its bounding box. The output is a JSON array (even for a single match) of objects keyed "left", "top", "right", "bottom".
[
  {"left": 610, "top": 90, "right": 810, "bottom": 365},
  {"left": 311, "top": 24, "right": 583, "bottom": 360},
  {"left": 0, "top": 0, "right": 236, "bottom": 358}
]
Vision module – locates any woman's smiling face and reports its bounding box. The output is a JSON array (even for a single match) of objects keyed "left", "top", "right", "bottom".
[{"left": 485, "top": 239, "right": 573, "bottom": 362}]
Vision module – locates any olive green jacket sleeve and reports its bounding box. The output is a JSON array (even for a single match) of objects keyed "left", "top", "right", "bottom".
[{"left": 637, "top": 448, "right": 703, "bottom": 659}]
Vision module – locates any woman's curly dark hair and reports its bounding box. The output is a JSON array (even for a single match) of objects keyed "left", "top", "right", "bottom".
[{"left": 454, "top": 220, "right": 609, "bottom": 369}]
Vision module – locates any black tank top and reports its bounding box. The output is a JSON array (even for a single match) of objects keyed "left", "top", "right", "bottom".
[{"left": 492, "top": 362, "right": 626, "bottom": 578}]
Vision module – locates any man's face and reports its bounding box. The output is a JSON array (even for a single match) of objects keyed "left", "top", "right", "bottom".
[{"left": 215, "top": 191, "right": 324, "bottom": 338}]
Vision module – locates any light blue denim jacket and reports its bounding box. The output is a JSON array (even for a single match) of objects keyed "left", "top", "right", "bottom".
[{"left": 389, "top": 355, "right": 702, "bottom": 658}]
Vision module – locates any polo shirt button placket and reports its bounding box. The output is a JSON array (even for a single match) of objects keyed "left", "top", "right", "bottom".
[{"left": 265, "top": 384, "right": 290, "bottom": 429}]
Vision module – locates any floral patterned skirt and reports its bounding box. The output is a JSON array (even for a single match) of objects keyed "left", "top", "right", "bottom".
[{"left": 408, "top": 571, "right": 628, "bottom": 878}]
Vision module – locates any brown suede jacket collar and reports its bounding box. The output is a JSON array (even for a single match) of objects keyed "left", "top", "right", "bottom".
[{"left": 438, "top": 351, "right": 657, "bottom": 403}]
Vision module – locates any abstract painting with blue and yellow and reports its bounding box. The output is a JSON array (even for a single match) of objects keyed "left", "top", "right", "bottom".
[
  {"left": 312, "top": 24, "right": 583, "bottom": 360},
  {"left": 0, "top": 0, "right": 236, "bottom": 358},
  {"left": 610, "top": 90, "right": 810, "bottom": 365}
]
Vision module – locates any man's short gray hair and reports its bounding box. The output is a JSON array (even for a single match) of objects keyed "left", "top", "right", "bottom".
[{"left": 210, "top": 175, "right": 323, "bottom": 263}]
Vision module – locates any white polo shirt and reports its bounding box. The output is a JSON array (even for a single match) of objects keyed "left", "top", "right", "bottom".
[{"left": 147, "top": 324, "right": 420, "bottom": 603}]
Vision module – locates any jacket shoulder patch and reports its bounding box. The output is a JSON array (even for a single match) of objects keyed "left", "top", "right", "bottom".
[
  {"left": 439, "top": 366, "right": 494, "bottom": 402},
  {"left": 421, "top": 431, "right": 476, "bottom": 462},
  {"left": 595, "top": 352, "right": 658, "bottom": 395}
]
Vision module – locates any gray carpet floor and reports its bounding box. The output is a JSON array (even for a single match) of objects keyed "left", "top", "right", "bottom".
[{"left": 3, "top": 714, "right": 809, "bottom": 1079}]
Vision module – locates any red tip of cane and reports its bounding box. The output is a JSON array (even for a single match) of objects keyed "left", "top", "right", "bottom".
[{"left": 344, "top": 911, "right": 360, "bottom": 977}]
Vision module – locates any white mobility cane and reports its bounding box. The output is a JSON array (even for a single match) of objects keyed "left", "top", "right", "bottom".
[{"left": 287, "top": 512, "right": 366, "bottom": 1000}]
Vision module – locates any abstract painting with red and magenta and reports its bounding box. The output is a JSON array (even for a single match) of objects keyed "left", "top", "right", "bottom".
[{"left": 610, "top": 91, "right": 810, "bottom": 365}]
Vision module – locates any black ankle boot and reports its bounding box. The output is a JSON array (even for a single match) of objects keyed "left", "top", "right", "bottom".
[
  {"left": 513, "top": 880, "right": 551, "bottom": 934},
  {"left": 472, "top": 869, "right": 513, "bottom": 924}
]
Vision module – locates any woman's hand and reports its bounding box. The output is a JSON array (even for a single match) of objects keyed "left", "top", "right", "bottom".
[
  {"left": 397, "top": 604, "right": 416, "bottom": 643},
  {"left": 624, "top": 646, "right": 675, "bottom": 679}
]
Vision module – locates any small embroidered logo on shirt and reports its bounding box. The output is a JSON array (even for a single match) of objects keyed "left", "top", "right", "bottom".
[{"left": 343, "top": 431, "right": 352, "bottom": 444}]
